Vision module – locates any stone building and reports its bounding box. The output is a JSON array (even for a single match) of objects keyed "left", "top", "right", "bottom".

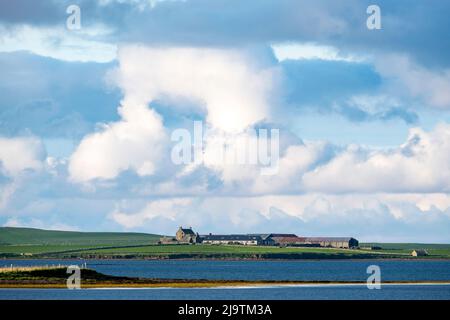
[
  {"left": 175, "top": 227, "right": 199, "bottom": 243},
  {"left": 248, "top": 234, "right": 358, "bottom": 248}
]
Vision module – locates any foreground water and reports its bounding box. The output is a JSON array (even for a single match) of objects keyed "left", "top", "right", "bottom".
[
  {"left": 1, "top": 259, "right": 450, "bottom": 299},
  {"left": 0, "top": 285, "right": 449, "bottom": 300}
]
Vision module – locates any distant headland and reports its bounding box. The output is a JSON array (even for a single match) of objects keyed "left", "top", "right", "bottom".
[{"left": 1, "top": 226, "right": 449, "bottom": 260}]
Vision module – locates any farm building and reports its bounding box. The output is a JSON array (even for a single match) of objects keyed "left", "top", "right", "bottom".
[
  {"left": 247, "top": 234, "right": 298, "bottom": 246},
  {"left": 171, "top": 228, "right": 359, "bottom": 248},
  {"left": 200, "top": 234, "right": 262, "bottom": 245},
  {"left": 176, "top": 227, "right": 199, "bottom": 243},
  {"left": 249, "top": 234, "right": 358, "bottom": 248},
  {"left": 271, "top": 236, "right": 318, "bottom": 247},
  {"left": 159, "top": 236, "right": 178, "bottom": 244},
  {"left": 299, "top": 237, "right": 359, "bottom": 248},
  {"left": 265, "top": 233, "right": 297, "bottom": 238},
  {"left": 411, "top": 249, "right": 428, "bottom": 257}
]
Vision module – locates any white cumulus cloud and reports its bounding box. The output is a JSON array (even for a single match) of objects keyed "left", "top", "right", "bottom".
[
  {"left": 0, "top": 136, "right": 44, "bottom": 176},
  {"left": 272, "top": 42, "right": 364, "bottom": 62},
  {"left": 69, "top": 104, "right": 166, "bottom": 182},
  {"left": 111, "top": 45, "right": 276, "bottom": 133},
  {"left": 0, "top": 24, "right": 117, "bottom": 63},
  {"left": 69, "top": 45, "right": 277, "bottom": 182},
  {"left": 302, "top": 124, "right": 450, "bottom": 193},
  {"left": 375, "top": 54, "right": 450, "bottom": 109},
  {"left": 109, "top": 193, "right": 450, "bottom": 242}
]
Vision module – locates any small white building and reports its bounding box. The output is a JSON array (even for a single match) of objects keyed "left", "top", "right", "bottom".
[{"left": 200, "top": 234, "right": 262, "bottom": 245}]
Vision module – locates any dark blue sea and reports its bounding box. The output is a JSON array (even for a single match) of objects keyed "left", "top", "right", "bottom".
[{"left": 1, "top": 259, "right": 449, "bottom": 300}]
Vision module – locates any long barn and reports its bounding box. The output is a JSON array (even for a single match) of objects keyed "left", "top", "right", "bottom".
[{"left": 299, "top": 237, "right": 359, "bottom": 248}]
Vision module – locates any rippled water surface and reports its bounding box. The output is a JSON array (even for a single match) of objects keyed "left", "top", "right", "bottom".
[{"left": 1, "top": 259, "right": 450, "bottom": 299}]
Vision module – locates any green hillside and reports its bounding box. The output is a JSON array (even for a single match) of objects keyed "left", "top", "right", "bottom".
[
  {"left": 1, "top": 227, "right": 449, "bottom": 260},
  {"left": 361, "top": 242, "right": 450, "bottom": 257},
  {"left": 0, "top": 227, "right": 161, "bottom": 246}
]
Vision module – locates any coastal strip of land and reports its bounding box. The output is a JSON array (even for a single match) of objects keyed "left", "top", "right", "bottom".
[
  {"left": 1, "top": 267, "right": 450, "bottom": 289},
  {"left": 2, "top": 244, "right": 448, "bottom": 260},
  {"left": 2, "top": 227, "right": 450, "bottom": 260}
]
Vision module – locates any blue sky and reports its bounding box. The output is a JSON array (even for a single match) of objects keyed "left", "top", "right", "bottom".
[{"left": 1, "top": 0, "right": 450, "bottom": 242}]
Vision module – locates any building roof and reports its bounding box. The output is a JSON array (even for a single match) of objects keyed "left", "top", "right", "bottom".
[
  {"left": 179, "top": 227, "right": 195, "bottom": 235},
  {"left": 246, "top": 234, "right": 299, "bottom": 240},
  {"left": 272, "top": 236, "right": 304, "bottom": 243},
  {"left": 412, "top": 249, "right": 428, "bottom": 255},
  {"left": 201, "top": 234, "right": 262, "bottom": 241},
  {"left": 303, "top": 237, "right": 355, "bottom": 242},
  {"left": 246, "top": 234, "right": 271, "bottom": 240},
  {"left": 268, "top": 233, "right": 298, "bottom": 238}
]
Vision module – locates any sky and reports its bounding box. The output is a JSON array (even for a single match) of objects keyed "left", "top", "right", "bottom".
[{"left": 1, "top": 0, "right": 450, "bottom": 242}]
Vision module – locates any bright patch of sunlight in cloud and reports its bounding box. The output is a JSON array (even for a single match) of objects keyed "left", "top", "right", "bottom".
[{"left": 272, "top": 42, "right": 364, "bottom": 62}]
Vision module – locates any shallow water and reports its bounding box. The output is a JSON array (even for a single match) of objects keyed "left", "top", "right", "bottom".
[{"left": 1, "top": 285, "right": 450, "bottom": 300}]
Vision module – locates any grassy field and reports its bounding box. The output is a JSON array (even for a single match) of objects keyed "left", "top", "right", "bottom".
[
  {"left": 0, "top": 227, "right": 161, "bottom": 246},
  {"left": 360, "top": 243, "right": 450, "bottom": 258},
  {"left": 1, "top": 243, "right": 399, "bottom": 259},
  {"left": 74, "top": 244, "right": 370, "bottom": 257},
  {"left": 0, "top": 244, "right": 109, "bottom": 254},
  {"left": 78, "top": 244, "right": 351, "bottom": 254},
  {"left": 10, "top": 243, "right": 420, "bottom": 259},
  {"left": 68, "top": 243, "right": 450, "bottom": 259},
  {"left": 0, "top": 227, "right": 162, "bottom": 258}
]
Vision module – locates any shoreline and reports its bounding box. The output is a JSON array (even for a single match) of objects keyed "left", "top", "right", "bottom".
[
  {"left": 2, "top": 256, "right": 449, "bottom": 262},
  {"left": 2, "top": 266, "right": 450, "bottom": 289},
  {"left": 1, "top": 281, "right": 450, "bottom": 289}
]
